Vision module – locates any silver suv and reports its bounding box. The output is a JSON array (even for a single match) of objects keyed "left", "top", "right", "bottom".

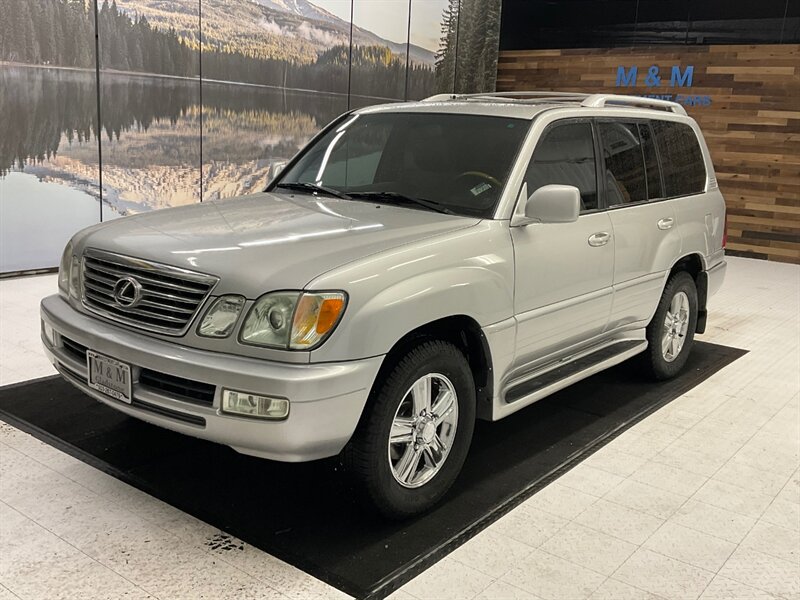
[{"left": 41, "top": 92, "right": 727, "bottom": 517}]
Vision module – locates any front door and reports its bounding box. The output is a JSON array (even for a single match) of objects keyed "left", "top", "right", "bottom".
[{"left": 511, "top": 120, "right": 614, "bottom": 368}]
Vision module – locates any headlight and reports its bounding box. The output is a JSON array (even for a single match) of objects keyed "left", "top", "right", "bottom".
[
  {"left": 69, "top": 256, "right": 80, "bottom": 299},
  {"left": 58, "top": 242, "right": 75, "bottom": 299},
  {"left": 240, "top": 291, "right": 346, "bottom": 350},
  {"left": 197, "top": 295, "right": 245, "bottom": 338},
  {"left": 240, "top": 292, "right": 300, "bottom": 348}
]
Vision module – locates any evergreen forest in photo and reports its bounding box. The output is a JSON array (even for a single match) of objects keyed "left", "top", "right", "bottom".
[
  {"left": 0, "top": 0, "right": 499, "bottom": 98},
  {"left": 0, "top": 0, "right": 444, "bottom": 98}
]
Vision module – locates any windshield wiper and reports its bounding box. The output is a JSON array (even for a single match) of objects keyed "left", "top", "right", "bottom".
[
  {"left": 347, "top": 191, "right": 456, "bottom": 215},
  {"left": 275, "top": 182, "right": 352, "bottom": 200}
]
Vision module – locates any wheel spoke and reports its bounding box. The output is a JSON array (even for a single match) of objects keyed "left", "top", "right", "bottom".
[
  {"left": 396, "top": 445, "right": 422, "bottom": 484},
  {"left": 411, "top": 377, "right": 432, "bottom": 416},
  {"left": 390, "top": 417, "right": 415, "bottom": 445},
  {"left": 671, "top": 294, "right": 681, "bottom": 315},
  {"left": 671, "top": 335, "right": 680, "bottom": 357},
  {"left": 664, "top": 311, "right": 673, "bottom": 329},
  {"left": 662, "top": 333, "right": 672, "bottom": 356},
  {"left": 424, "top": 434, "right": 446, "bottom": 467},
  {"left": 432, "top": 389, "right": 455, "bottom": 425}
]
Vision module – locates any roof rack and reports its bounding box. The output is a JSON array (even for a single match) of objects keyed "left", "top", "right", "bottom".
[
  {"left": 422, "top": 91, "right": 688, "bottom": 115},
  {"left": 422, "top": 91, "right": 590, "bottom": 103},
  {"left": 580, "top": 94, "right": 687, "bottom": 115}
]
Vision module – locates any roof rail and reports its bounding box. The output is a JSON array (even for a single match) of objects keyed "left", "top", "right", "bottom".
[
  {"left": 580, "top": 94, "right": 687, "bottom": 115},
  {"left": 421, "top": 91, "right": 688, "bottom": 115},
  {"left": 422, "top": 91, "right": 590, "bottom": 103}
]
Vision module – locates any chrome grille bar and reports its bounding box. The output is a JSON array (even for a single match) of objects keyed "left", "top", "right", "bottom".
[{"left": 81, "top": 248, "right": 218, "bottom": 336}]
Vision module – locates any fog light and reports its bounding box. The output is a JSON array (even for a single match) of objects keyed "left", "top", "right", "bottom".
[
  {"left": 221, "top": 389, "right": 289, "bottom": 419},
  {"left": 42, "top": 322, "right": 55, "bottom": 345}
]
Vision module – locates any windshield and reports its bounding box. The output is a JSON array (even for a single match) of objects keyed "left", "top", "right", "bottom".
[{"left": 275, "top": 112, "right": 529, "bottom": 218}]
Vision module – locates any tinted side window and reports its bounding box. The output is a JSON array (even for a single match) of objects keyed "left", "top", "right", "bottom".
[
  {"left": 652, "top": 121, "right": 707, "bottom": 197},
  {"left": 599, "top": 121, "right": 648, "bottom": 205},
  {"left": 524, "top": 121, "right": 598, "bottom": 211},
  {"left": 638, "top": 123, "right": 663, "bottom": 199}
]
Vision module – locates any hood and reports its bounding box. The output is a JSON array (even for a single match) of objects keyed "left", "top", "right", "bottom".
[{"left": 76, "top": 192, "right": 479, "bottom": 297}]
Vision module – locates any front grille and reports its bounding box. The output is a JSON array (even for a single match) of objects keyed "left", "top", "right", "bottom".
[
  {"left": 81, "top": 248, "right": 218, "bottom": 335},
  {"left": 139, "top": 369, "right": 216, "bottom": 406}
]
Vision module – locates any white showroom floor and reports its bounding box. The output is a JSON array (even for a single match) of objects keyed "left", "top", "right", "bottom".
[{"left": 0, "top": 255, "right": 798, "bottom": 600}]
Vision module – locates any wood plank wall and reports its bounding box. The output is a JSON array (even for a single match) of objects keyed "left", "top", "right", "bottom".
[{"left": 496, "top": 44, "right": 800, "bottom": 264}]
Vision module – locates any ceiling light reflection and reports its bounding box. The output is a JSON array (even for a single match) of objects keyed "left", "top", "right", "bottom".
[{"left": 239, "top": 223, "right": 382, "bottom": 248}]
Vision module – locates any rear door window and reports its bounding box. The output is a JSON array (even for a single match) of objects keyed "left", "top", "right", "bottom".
[
  {"left": 651, "top": 120, "right": 707, "bottom": 197},
  {"left": 524, "top": 121, "right": 598, "bottom": 212},
  {"left": 598, "top": 121, "right": 648, "bottom": 206}
]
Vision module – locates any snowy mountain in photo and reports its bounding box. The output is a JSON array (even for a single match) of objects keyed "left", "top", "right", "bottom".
[
  {"left": 113, "top": 0, "right": 436, "bottom": 65},
  {"left": 251, "top": 0, "right": 341, "bottom": 25}
]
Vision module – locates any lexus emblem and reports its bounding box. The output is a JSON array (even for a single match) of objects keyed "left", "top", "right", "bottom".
[{"left": 112, "top": 276, "right": 143, "bottom": 308}]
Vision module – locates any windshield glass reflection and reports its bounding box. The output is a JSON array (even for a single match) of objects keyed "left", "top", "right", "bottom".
[{"left": 277, "top": 112, "right": 529, "bottom": 218}]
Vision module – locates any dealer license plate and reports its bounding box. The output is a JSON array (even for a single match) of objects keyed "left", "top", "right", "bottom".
[{"left": 87, "top": 350, "right": 132, "bottom": 404}]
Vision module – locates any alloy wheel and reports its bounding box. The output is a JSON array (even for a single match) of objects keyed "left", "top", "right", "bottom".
[
  {"left": 387, "top": 373, "right": 459, "bottom": 489},
  {"left": 662, "top": 290, "right": 690, "bottom": 362}
]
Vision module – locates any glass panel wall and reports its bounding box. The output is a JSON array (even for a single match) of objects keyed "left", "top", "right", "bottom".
[
  {"left": 0, "top": 0, "right": 101, "bottom": 273},
  {"left": 199, "top": 0, "right": 350, "bottom": 200},
  {"left": 0, "top": 0, "right": 504, "bottom": 273},
  {"left": 349, "top": 0, "right": 410, "bottom": 106},
  {"left": 408, "top": 0, "right": 457, "bottom": 100},
  {"left": 97, "top": 0, "right": 201, "bottom": 215}
]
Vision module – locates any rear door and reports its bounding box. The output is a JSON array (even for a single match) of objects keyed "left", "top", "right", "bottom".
[
  {"left": 651, "top": 120, "right": 720, "bottom": 259},
  {"left": 600, "top": 120, "right": 682, "bottom": 330},
  {"left": 511, "top": 119, "right": 614, "bottom": 367}
]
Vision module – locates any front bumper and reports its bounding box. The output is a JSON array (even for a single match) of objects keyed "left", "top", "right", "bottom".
[{"left": 40, "top": 294, "right": 383, "bottom": 462}]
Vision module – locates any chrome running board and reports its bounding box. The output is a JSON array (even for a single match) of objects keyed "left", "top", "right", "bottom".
[{"left": 504, "top": 340, "right": 648, "bottom": 406}]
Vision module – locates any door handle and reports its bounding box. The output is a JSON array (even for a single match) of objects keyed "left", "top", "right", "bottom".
[
  {"left": 657, "top": 217, "right": 675, "bottom": 230},
  {"left": 588, "top": 232, "right": 611, "bottom": 247}
]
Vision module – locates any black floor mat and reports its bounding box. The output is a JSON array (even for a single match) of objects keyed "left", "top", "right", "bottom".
[{"left": 0, "top": 342, "right": 745, "bottom": 599}]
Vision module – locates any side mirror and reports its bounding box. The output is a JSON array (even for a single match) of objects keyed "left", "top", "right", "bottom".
[{"left": 524, "top": 184, "right": 581, "bottom": 224}]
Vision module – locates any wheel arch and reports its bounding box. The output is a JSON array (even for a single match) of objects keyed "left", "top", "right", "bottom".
[
  {"left": 668, "top": 253, "right": 708, "bottom": 333},
  {"left": 372, "top": 315, "right": 494, "bottom": 421}
]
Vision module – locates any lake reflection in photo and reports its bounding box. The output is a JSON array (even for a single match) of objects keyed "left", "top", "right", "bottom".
[{"left": 0, "top": 65, "right": 349, "bottom": 271}]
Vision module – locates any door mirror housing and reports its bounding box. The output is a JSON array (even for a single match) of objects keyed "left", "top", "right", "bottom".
[{"left": 522, "top": 184, "right": 581, "bottom": 224}]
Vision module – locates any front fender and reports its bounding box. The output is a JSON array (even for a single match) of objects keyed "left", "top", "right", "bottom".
[{"left": 308, "top": 220, "right": 514, "bottom": 362}]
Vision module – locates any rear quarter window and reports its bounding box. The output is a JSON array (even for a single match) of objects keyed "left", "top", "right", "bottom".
[{"left": 651, "top": 120, "right": 707, "bottom": 197}]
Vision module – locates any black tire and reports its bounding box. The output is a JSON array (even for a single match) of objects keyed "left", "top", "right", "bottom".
[
  {"left": 642, "top": 271, "right": 699, "bottom": 380},
  {"left": 343, "top": 340, "right": 476, "bottom": 519}
]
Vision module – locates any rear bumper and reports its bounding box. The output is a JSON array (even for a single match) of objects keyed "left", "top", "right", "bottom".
[{"left": 40, "top": 294, "right": 382, "bottom": 462}]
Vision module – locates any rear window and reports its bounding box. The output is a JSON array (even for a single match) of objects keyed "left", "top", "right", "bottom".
[{"left": 651, "top": 121, "right": 707, "bottom": 197}]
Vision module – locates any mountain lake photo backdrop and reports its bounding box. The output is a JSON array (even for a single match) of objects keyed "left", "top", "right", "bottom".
[{"left": 0, "top": 0, "right": 502, "bottom": 272}]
